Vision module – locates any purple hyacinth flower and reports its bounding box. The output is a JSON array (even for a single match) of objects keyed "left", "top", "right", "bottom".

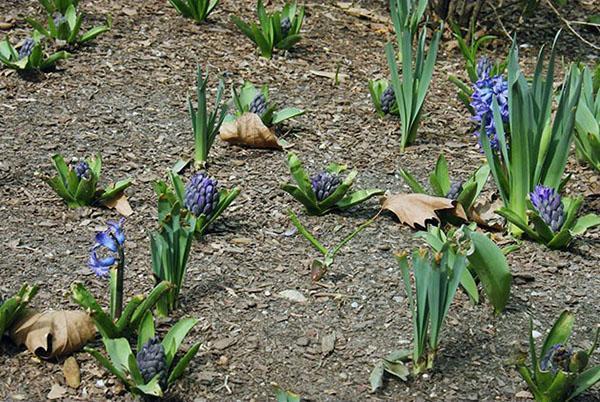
[
  {"left": 184, "top": 172, "right": 220, "bottom": 218},
  {"left": 310, "top": 171, "right": 342, "bottom": 201},
  {"left": 530, "top": 185, "right": 565, "bottom": 232},
  {"left": 476, "top": 57, "right": 493, "bottom": 81},
  {"left": 73, "top": 160, "right": 91, "bottom": 180},
  {"left": 88, "top": 219, "right": 125, "bottom": 277},
  {"left": 470, "top": 73, "right": 509, "bottom": 152},
  {"left": 18, "top": 38, "right": 35, "bottom": 60},
  {"left": 540, "top": 343, "right": 572, "bottom": 373},
  {"left": 88, "top": 246, "right": 116, "bottom": 277}
]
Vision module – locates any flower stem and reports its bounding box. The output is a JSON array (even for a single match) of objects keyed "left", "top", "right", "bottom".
[{"left": 113, "top": 245, "right": 125, "bottom": 319}]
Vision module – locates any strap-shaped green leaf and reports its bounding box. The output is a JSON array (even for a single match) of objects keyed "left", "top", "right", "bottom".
[
  {"left": 335, "top": 189, "right": 384, "bottom": 210},
  {"left": 167, "top": 342, "right": 201, "bottom": 385},
  {"left": 272, "top": 107, "right": 304, "bottom": 124},
  {"left": 162, "top": 318, "right": 198, "bottom": 368}
]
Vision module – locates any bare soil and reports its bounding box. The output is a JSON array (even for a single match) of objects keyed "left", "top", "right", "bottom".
[{"left": 0, "top": 0, "right": 599, "bottom": 401}]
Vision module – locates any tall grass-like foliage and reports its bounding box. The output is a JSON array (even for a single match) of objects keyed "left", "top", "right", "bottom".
[
  {"left": 189, "top": 66, "right": 227, "bottom": 167},
  {"left": 573, "top": 65, "right": 600, "bottom": 172},
  {"left": 481, "top": 34, "right": 582, "bottom": 236},
  {"left": 169, "top": 0, "right": 219, "bottom": 23},
  {"left": 386, "top": 0, "right": 442, "bottom": 151},
  {"left": 389, "top": 0, "right": 428, "bottom": 38}
]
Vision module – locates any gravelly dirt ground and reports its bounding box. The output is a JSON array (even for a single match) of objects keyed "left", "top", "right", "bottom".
[{"left": 0, "top": 0, "right": 599, "bottom": 401}]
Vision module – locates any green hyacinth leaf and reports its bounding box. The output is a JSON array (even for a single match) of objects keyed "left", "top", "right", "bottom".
[
  {"left": 134, "top": 375, "right": 163, "bottom": 397},
  {"left": 429, "top": 154, "right": 451, "bottom": 196},
  {"left": 496, "top": 207, "right": 541, "bottom": 241},
  {"left": 162, "top": 318, "right": 198, "bottom": 368},
  {"left": 571, "top": 213, "right": 600, "bottom": 236},
  {"left": 399, "top": 167, "right": 426, "bottom": 193},
  {"left": 546, "top": 229, "right": 573, "bottom": 250},
  {"left": 286, "top": 153, "right": 317, "bottom": 204},
  {"left": 571, "top": 366, "right": 600, "bottom": 399},
  {"left": 272, "top": 107, "right": 304, "bottom": 125},
  {"left": 71, "top": 283, "right": 119, "bottom": 338},
  {"left": 275, "top": 33, "right": 301, "bottom": 50},
  {"left": 104, "top": 337, "right": 135, "bottom": 375},
  {"left": 528, "top": 212, "right": 555, "bottom": 243},
  {"left": 85, "top": 347, "right": 129, "bottom": 385},
  {"left": 129, "top": 281, "right": 173, "bottom": 328},
  {"left": 99, "top": 178, "right": 133, "bottom": 202},
  {"left": 167, "top": 342, "right": 201, "bottom": 386},
  {"left": 541, "top": 311, "right": 575, "bottom": 364},
  {"left": 335, "top": 189, "right": 385, "bottom": 210},
  {"left": 460, "top": 267, "right": 479, "bottom": 304},
  {"left": 136, "top": 311, "right": 155, "bottom": 352},
  {"left": 467, "top": 231, "right": 511, "bottom": 313}
]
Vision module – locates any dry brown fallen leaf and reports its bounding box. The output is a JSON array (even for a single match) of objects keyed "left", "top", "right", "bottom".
[
  {"left": 381, "top": 193, "right": 467, "bottom": 229},
  {"left": 63, "top": 356, "right": 81, "bottom": 388},
  {"left": 10, "top": 310, "right": 96, "bottom": 359},
  {"left": 102, "top": 193, "right": 133, "bottom": 217},
  {"left": 470, "top": 194, "right": 505, "bottom": 231},
  {"left": 219, "top": 113, "right": 281, "bottom": 149}
]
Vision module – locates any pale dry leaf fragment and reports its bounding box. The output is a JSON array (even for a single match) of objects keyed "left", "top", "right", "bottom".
[
  {"left": 102, "top": 194, "right": 133, "bottom": 217},
  {"left": 63, "top": 356, "right": 81, "bottom": 388},
  {"left": 219, "top": 113, "right": 281, "bottom": 149},
  {"left": 10, "top": 310, "right": 96, "bottom": 359},
  {"left": 470, "top": 194, "right": 504, "bottom": 231},
  {"left": 381, "top": 193, "right": 467, "bottom": 229},
  {"left": 309, "top": 70, "right": 349, "bottom": 82},
  {"left": 47, "top": 384, "right": 67, "bottom": 400}
]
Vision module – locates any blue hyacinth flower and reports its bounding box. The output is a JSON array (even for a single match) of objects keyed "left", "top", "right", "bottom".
[{"left": 88, "top": 218, "right": 125, "bottom": 277}]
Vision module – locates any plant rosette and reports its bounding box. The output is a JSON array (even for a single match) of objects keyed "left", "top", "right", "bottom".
[
  {"left": 497, "top": 186, "right": 600, "bottom": 250},
  {"left": 281, "top": 152, "right": 384, "bottom": 216},
  {"left": 219, "top": 82, "right": 304, "bottom": 149}
]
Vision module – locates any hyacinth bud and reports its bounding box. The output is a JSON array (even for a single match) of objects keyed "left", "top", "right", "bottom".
[
  {"left": 540, "top": 344, "right": 573, "bottom": 373},
  {"left": 310, "top": 172, "right": 342, "bottom": 202},
  {"left": 530, "top": 185, "right": 565, "bottom": 232},
  {"left": 476, "top": 57, "right": 492, "bottom": 80},
  {"left": 248, "top": 94, "right": 267, "bottom": 116},
  {"left": 446, "top": 180, "right": 463, "bottom": 201},
  {"left": 280, "top": 17, "right": 291, "bottom": 37},
  {"left": 380, "top": 85, "right": 396, "bottom": 115},
  {"left": 18, "top": 38, "right": 35, "bottom": 60},
  {"left": 53, "top": 12, "right": 67, "bottom": 27},
  {"left": 136, "top": 337, "right": 168, "bottom": 390},
  {"left": 73, "top": 160, "right": 91, "bottom": 180},
  {"left": 184, "top": 172, "right": 220, "bottom": 218}
]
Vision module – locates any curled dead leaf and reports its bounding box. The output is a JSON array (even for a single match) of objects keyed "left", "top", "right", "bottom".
[
  {"left": 470, "top": 194, "right": 505, "bottom": 231},
  {"left": 219, "top": 113, "right": 281, "bottom": 149},
  {"left": 10, "top": 310, "right": 96, "bottom": 359},
  {"left": 381, "top": 193, "right": 467, "bottom": 229},
  {"left": 102, "top": 193, "right": 133, "bottom": 217}
]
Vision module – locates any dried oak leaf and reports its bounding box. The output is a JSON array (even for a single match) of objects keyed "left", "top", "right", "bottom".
[
  {"left": 219, "top": 113, "right": 281, "bottom": 149},
  {"left": 381, "top": 193, "right": 467, "bottom": 229},
  {"left": 10, "top": 310, "right": 96, "bottom": 359},
  {"left": 102, "top": 193, "right": 133, "bottom": 217}
]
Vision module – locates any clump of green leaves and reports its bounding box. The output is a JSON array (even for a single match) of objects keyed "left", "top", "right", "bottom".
[
  {"left": 86, "top": 312, "right": 200, "bottom": 398},
  {"left": 45, "top": 154, "right": 132, "bottom": 208},
  {"left": 168, "top": 0, "right": 219, "bottom": 23},
  {"left": 515, "top": 310, "right": 600, "bottom": 402},
  {"left": 228, "top": 82, "right": 304, "bottom": 127},
  {"left": 288, "top": 210, "right": 374, "bottom": 281},
  {"left": 0, "top": 35, "right": 69, "bottom": 72},
  {"left": 231, "top": 0, "right": 304, "bottom": 59},
  {"left": 416, "top": 224, "right": 512, "bottom": 314},
  {"left": 399, "top": 246, "right": 466, "bottom": 374},
  {"left": 150, "top": 203, "right": 196, "bottom": 317},
  {"left": 189, "top": 66, "right": 227, "bottom": 167},
  {"left": 498, "top": 185, "right": 600, "bottom": 250},
  {"left": 386, "top": 0, "right": 442, "bottom": 151},
  {"left": 400, "top": 154, "right": 490, "bottom": 213},
  {"left": 573, "top": 65, "right": 600, "bottom": 172},
  {"left": 72, "top": 282, "right": 172, "bottom": 340},
  {"left": 481, "top": 34, "right": 582, "bottom": 237},
  {"left": 389, "top": 0, "right": 427, "bottom": 38},
  {"left": 274, "top": 385, "right": 301, "bottom": 402},
  {"left": 281, "top": 153, "right": 384, "bottom": 216},
  {"left": 0, "top": 284, "right": 38, "bottom": 337},
  {"left": 27, "top": 4, "right": 111, "bottom": 46},
  {"left": 154, "top": 171, "right": 240, "bottom": 237},
  {"left": 38, "top": 0, "right": 79, "bottom": 14}
]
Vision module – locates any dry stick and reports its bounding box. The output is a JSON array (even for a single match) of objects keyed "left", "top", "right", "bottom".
[
  {"left": 485, "top": 0, "right": 512, "bottom": 41},
  {"left": 545, "top": 0, "right": 600, "bottom": 50}
]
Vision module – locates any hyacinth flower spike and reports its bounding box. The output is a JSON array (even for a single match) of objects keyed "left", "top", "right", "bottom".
[
  {"left": 368, "top": 79, "right": 399, "bottom": 117},
  {"left": 497, "top": 185, "right": 600, "bottom": 249},
  {"left": 86, "top": 312, "right": 201, "bottom": 397},
  {"left": 515, "top": 310, "right": 600, "bottom": 402},
  {"left": 281, "top": 152, "right": 384, "bottom": 216},
  {"left": 154, "top": 171, "right": 240, "bottom": 237},
  {"left": 73, "top": 220, "right": 172, "bottom": 339}
]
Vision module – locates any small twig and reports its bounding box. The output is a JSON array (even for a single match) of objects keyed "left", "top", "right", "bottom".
[
  {"left": 485, "top": 0, "right": 512, "bottom": 41},
  {"left": 545, "top": 0, "right": 600, "bottom": 50},
  {"left": 214, "top": 375, "right": 232, "bottom": 394}
]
